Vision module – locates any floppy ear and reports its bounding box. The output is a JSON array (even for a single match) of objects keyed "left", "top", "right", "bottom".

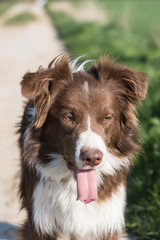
[
  {"left": 21, "top": 56, "right": 72, "bottom": 128},
  {"left": 114, "top": 64, "right": 148, "bottom": 102},
  {"left": 89, "top": 58, "right": 148, "bottom": 103}
]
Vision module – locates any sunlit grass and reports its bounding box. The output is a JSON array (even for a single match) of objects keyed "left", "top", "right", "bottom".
[{"left": 5, "top": 12, "right": 36, "bottom": 26}]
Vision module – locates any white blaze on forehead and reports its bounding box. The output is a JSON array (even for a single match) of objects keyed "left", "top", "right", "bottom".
[
  {"left": 75, "top": 116, "right": 130, "bottom": 175},
  {"left": 83, "top": 81, "right": 89, "bottom": 92},
  {"left": 87, "top": 116, "right": 91, "bottom": 129}
]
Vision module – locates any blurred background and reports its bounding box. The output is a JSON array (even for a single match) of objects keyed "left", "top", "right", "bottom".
[{"left": 0, "top": 0, "right": 159, "bottom": 240}]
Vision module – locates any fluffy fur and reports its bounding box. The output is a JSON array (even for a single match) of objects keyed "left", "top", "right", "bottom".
[{"left": 17, "top": 55, "right": 147, "bottom": 240}]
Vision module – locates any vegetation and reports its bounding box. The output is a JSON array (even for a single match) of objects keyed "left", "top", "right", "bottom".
[
  {"left": 5, "top": 12, "right": 36, "bottom": 26},
  {"left": 47, "top": 1, "right": 160, "bottom": 239},
  {"left": 0, "top": 0, "right": 18, "bottom": 16}
]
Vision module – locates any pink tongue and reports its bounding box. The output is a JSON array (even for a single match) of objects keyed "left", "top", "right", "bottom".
[{"left": 76, "top": 169, "right": 98, "bottom": 204}]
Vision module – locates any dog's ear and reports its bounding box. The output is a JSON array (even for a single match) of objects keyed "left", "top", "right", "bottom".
[
  {"left": 21, "top": 57, "right": 72, "bottom": 128},
  {"left": 89, "top": 58, "right": 148, "bottom": 103},
  {"left": 114, "top": 64, "right": 148, "bottom": 102}
]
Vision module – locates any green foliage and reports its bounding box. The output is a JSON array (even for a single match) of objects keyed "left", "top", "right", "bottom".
[
  {"left": 126, "top": 118, "right": 160, "bottom": 239},
  {"left": 0, "top": 0, "right": 18, "bottom": 16},
  {"left": 47, "top": 1, "right": 160, "bottom": 239},
  {"left": 5, "top": 12, "right": 36, "bottom": 26}
]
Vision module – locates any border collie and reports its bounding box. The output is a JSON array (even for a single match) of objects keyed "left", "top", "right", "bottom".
[{"left": 17, "top": 55, "right": 147, "bottom": 240}]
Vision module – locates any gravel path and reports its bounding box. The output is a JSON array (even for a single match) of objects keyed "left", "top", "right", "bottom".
[{"left": 0, "top": 3, "right": 64, "bottom": 239}]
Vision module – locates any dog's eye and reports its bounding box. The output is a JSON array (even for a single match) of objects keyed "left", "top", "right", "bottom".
[
  {"left": 103, "top": 116, "right": 112, "bottom": 123},
  {"left": 64, "top": 115, "right": 76, "bottom": 124},
  {"left": 105, "top": 116, "right": 112, "bottom": 120}
]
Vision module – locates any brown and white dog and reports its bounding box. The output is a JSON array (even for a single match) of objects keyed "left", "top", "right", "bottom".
[{"left": 17, "top": 56, "right": 147, "bottom": 240}]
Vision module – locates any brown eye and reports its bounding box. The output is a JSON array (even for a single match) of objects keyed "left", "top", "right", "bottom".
[
  {"left": 103, "top": 116, "right": 112, "bottom": 123},
  {"left": 105, "top": 116, "right": 112, "bottom": 120},
  {"left": 64, "top": 115, "right": 76, "bottom": 124}
]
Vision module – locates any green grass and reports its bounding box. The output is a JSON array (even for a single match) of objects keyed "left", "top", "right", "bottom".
[
  {"left": 5, "top": 12, "right": 36, "bottom": 26},
  {"left": 50, "top": 0, "right": 85, "bottom": 7},
  {"left": 0, "top": 0, "right": 19, "bottom": 16},
  {"left": 46, "top": 1, "right": 160, "bottom": 239},
  {"left": 46, "top": 10, "right": 160, "bottom": 62},
  {"left": 100, "top": 1, "right": 160, "bottom": 33}
]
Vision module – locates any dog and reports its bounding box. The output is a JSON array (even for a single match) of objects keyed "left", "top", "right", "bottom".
[{"left": 17, "top": 55, "right": 147, "bottom": 240}]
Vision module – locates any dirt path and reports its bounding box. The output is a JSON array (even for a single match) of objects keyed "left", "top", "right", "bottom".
[{"left": 0, "top": 3, "right": 65, "bottom": 239}]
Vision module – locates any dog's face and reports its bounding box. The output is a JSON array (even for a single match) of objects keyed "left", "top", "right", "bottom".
[{"left": 21, "top": 56, "right": 147, "bottom": 173}]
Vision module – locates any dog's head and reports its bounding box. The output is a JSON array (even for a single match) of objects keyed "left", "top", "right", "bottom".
[{"left": 21, "top": 56, "right": 147, "bottom": 174}]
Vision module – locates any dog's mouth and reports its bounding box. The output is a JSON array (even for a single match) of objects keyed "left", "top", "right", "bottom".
[{"left": 67, "top": 162, "right": 98, "bottom": 204}]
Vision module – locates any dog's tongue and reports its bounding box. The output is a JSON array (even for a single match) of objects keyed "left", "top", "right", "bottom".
[{"left": 76, "top": 169, "right": 98, "bottom": 204}]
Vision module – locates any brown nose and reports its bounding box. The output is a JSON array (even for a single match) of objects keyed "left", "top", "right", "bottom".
[{"left": 81, "top": 148, "right": 103, "bottom": 167}]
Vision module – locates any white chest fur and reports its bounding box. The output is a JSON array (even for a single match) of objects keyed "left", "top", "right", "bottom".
[{"left": 33, "top": 172, "right": 126, "bottom": 240}]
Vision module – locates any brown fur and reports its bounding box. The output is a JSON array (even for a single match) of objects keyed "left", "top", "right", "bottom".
[
  {"left": 17, "top": 56, "right": 147, "bottom": 240},
  {"left": 98, "top": 168, "right": 129, "bottom": 201}
]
